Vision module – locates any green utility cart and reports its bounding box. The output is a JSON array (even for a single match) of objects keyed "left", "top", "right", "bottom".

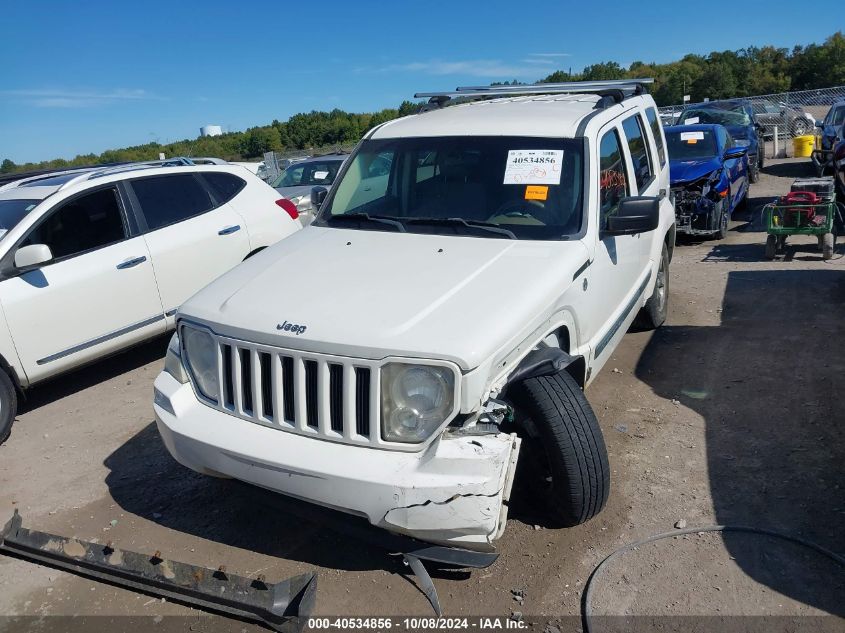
[{"left": 764, "top": 177, "right": 839, "bottom": 261}]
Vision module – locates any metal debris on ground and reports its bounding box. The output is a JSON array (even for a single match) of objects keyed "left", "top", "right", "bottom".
[{"left": 0, "top": 510, "right": 316, "bottom": 632}]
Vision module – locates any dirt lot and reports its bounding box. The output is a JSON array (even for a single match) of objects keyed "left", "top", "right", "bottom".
[{"left": 1, "top": 157, "right": 843, "bottom": 630}]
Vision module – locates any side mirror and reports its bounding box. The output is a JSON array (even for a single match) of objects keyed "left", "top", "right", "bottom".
[
  {"left": 311, "top": 186, "right": 328, "bottom": 209},
  {"left": 14, "top": 244, "right": 53, "bottom": 270},
  {"left": 815, "top": 120, "right": 824, "bottom": 128},
  {"left": 724, "top": 146, "right": 748, "bottom": 160},
  {"left": 605, "top": 196, "right": 660, "bottom": 235}
]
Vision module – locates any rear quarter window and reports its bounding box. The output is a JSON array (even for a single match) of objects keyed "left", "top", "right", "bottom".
[{"left": 201, "top": 172, "right": 246, "bottom": 205}]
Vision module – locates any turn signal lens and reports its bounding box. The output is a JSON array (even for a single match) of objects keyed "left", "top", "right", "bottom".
[{"left": 276, "top": 199, "right": 299, "bottom": 220}]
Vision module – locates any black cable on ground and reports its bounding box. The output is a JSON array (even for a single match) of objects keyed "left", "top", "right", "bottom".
[{"left": 581, "top": 525, "right": 845, "bottom": 633}]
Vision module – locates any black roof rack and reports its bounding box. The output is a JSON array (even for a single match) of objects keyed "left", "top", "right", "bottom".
[{"left": 414, "top": 78, "right": 653, "bottom": 110}]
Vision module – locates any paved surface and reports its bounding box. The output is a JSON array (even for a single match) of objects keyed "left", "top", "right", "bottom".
[{"left": 1, "top": 157, "right": 843, "bottom": 629}]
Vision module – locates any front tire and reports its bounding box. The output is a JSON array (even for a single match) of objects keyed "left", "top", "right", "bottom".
[
  {"left": 0, "top": 371, "right": 17, "bottom": 446},
  {"left": 714, "top": 197, "right": 729, "bottom": 240},
  {"left": 823, "top": 233, "right": 834, "bottom": 260},
  {"left": 634, "top": 244, "right": 669, "bottom": 330},
  {"left": 510, "top": 371, "right": 609, "bottom": 526}
]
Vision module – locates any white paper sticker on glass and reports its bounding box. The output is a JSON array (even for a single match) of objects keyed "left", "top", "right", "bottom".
[
  {"left": 313, "top": 170, "right": 329, "bottom": 180},
  {"left": 684, "top": 116, "right": 700, "bottom": 125},
  {"left": 680, "top": 131, "right": 705, "bottom": 141},
  {"left": 503, "top": 150, "right": 563, "bottom": 185}
]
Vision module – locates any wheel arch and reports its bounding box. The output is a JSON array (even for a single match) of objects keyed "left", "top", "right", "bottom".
[
  {"left": 244, "top": 246, "right": 266, "bottom": 260},
  {"left": 0, "top": 351, "right": 24, "bottom": 395}
]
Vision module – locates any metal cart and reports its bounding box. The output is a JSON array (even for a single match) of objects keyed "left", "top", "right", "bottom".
[{"left": 764, "top": 178, "right": 840, "bottom": 261}]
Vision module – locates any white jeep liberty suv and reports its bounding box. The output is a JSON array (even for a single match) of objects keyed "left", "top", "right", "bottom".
[{"left": 154, "top": 80, "right": 675, "bottom": 552}]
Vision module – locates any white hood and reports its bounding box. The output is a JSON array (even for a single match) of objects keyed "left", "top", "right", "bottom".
[{"left": 179, "top": 227, "right": 589, "bottom": 370}]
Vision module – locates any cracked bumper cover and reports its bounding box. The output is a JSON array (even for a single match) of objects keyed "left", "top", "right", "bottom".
[{"left": 153, "top": 372, "right": 521, "bottom": 550}]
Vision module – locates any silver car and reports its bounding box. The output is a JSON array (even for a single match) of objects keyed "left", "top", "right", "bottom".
[{"left": 272, "top": 154, "right": 348, "bottom": 222}]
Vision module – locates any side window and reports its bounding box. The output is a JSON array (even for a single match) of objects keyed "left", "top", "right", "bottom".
[
  {"left": 645, "top": 108, "right": 666, "bottom": 167},
  {"left": 22, "top": 187, "right": 126, "bottom": 261},
  {"left": 621, "top": 114, "right": 654, "bottom": 190},
  {"left": 598, "top": 129, "right": 630, "bottom": 229},
  {"left": 131, "top": 174, "right": 215, "bottom": 231},
  {"left": 202, "top": 172, "right": 246, "bottom": 204}
]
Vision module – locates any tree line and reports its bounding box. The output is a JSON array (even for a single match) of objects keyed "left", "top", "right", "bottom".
[{"left": 3, "top": 32, "right": 842, "bottom": 174}]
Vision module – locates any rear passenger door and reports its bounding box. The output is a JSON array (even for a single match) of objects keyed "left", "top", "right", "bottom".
[{"left": 127, "top": 173, "right": 251, "bottom": 319}]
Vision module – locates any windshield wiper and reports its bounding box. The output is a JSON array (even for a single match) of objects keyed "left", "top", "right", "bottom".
[
  {"left": 405, "top": 217, "right": 517, "bottom": 239},
  {"left": 325, "top": 213, "right": 406, "bottom": 232}
]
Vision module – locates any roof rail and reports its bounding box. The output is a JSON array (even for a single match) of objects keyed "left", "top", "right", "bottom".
[
  {"left": 414, "top": 78, "right": 654, "bottom": 109},
  {"left": 51, "top": 157, "right": 198, "bottom": 190},
  {"left": 83, "top": 157, "right": 196, "bottom": 182}
]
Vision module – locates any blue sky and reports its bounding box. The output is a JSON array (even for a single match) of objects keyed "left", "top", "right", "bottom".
[{"left": 1, "top": 0, "right": 840, "bottom": 163}]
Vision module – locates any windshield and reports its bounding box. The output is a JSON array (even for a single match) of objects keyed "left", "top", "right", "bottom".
[
  {"left": 0, "top": 199, "right": 40, "bottom": 238},
  {"left": 272, "top": 159, "right": 343, "bottom": 188},
  {"left": 680, "top": 107, "right": 750, "bottom": 128},
  {"left": 665, "top": 130, "right": 719, "bottom": 160},
  {"left": 316, "top": 136, "right": 584, "bottom": 240}
]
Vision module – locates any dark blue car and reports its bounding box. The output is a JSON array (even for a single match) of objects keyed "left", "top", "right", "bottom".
[
  {"left": 678, "top": 99, "right": 765, "bottom": 183},
  {"left": 665, "top": 123, "right": 749, "bottom": 239},
  {"left": 812, "top": 99, "right": 845, "bottom": 176}
]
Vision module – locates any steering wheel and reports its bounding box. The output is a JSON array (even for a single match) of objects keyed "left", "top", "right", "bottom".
[{"left": 487, "top": 199, "right": 546, "bottom": 224}]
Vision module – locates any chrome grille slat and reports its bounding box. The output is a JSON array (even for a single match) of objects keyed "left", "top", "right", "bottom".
[
  {"left": 231, "top": 344, "right": 243, "bottom": 415},
  {"left": 208, "top": 335, "right": 381, "bottom": 447}
]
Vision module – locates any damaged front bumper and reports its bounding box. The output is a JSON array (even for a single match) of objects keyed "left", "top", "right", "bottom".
[
  {"left": 154, "top": 372, "right": 521, "bottom": 551},
  {"left": 672, "top": 186, "right": 724, "bottom": 235}
]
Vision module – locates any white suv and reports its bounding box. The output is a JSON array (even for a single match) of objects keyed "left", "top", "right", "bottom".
[
  {"left": 0, "top": 161, "right": 301, "bottom": 443},
  {"left": 154, "top": 81, "right": 675, "bottom": 552}
]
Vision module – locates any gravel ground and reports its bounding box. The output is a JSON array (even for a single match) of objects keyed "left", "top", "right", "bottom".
[{"left": 0, "top": 157, "right": 843, "bottom": 630}]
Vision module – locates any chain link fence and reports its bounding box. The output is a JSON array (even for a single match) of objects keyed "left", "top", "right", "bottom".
[
  {"left": 658, "top": 86, "right": 845, "bottom": 157},
  {"left": 259, "top": 145, "right": 356, "bottom": 183}
]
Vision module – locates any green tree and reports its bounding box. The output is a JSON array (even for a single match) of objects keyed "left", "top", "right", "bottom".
[{"left": 0, "top": 159, "right": 15, "bottom": 173}]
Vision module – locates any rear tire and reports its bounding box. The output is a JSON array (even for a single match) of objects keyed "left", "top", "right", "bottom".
[
  {"left": 0, "top": 370, "right": 17, "bottom": 446},
  {"left": 634, "top": 244, "right": 669, "bottom": 330},
  {"left": 509, "top": 371, "right": 609, "bottom": 527}
]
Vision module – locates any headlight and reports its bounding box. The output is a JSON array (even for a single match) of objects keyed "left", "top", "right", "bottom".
[
  {"left": 381, "top": 363, "right": 456, "bottom": 443},
  {"left": 163, "top": 333, "right": 188, "bottom": 383},
  {"left": 181, "top": 325, "right": 219, "bottom": 402}
]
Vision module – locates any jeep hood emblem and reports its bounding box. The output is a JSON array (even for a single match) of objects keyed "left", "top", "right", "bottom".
[{"left": 277, "top": 321, "right": 307, "bottom": 335}]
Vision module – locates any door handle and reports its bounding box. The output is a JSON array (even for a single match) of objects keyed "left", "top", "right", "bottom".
[
  {"left": 218, "top": 225, "right": 241, "bottom": 235},
  {"left": 116, "top": 256, "right": 147, "bottom": 270}
]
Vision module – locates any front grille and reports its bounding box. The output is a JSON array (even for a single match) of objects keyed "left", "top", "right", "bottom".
[{"left": 210, "top": 335, "right": 379, "bottom": 446}]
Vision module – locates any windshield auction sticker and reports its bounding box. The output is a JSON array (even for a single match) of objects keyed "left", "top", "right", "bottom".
[
  {"left": 503, "top": 150, "right": 563, "bottom": 185},
  {"left": 680, "top": 131, "right": 705, "bottom": 143}
]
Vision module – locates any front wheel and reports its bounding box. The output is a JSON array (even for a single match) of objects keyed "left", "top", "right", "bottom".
[
  {"left": 634, "top": 244, "right": 669, "bottom": 330},
  {"left": 823, "top": 233, "right": 834, "bottom": 260},
  {"left": 509, "top": 371, "right": 609, "bottom": 526},
  {"left": 0, "top": 370, "right": 17, "bottom": 446},
  {"left": 714, "top": 197, "right": 729, "bottom": 240}
]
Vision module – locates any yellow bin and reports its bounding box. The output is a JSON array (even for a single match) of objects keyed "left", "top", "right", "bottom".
[{"left": 793, "top": 135, "right": 815, "bottom": 157}]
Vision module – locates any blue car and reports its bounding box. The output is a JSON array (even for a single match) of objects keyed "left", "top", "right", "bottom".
[
  {"left": 678, "top": 99, "right": 765, "bottom": 183},
  {"left": 812, "top": 99, "right": 845, "bottom": 176},
  {"left": 665, "top": 124, "right": 749, "bottom": 239}
]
